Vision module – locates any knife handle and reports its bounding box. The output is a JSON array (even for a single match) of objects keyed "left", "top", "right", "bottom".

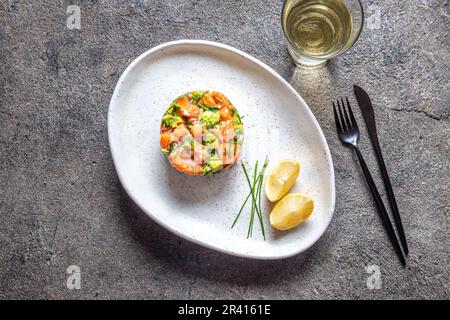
[
  {"left": 373, "top": 146, "right": 409, "bottom": 255},
  {"left": 354, "top": 147, "right": 406, "bottom": 267}
]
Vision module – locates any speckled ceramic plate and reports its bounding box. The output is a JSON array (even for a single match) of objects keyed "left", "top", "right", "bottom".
[{"left": 108, "top": 40, "right": 335, "bottom": 259}]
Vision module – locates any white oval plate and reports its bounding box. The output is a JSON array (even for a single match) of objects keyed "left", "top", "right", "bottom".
[{"left": 108, "top": 40, "right": 335, "bottom": 259}]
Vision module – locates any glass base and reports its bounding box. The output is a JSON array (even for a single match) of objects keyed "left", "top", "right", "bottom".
[
  {"left": 294, "top": 59, "right": 328, "bottom": 68},
  {"left": 288, "top": 47, "right": 328, "bottom": 67}
]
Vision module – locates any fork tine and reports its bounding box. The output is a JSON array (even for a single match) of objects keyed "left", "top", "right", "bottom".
[
  {"left": 346, "top": 97, "right": 358, "bottom": 129},
  {"left": 337, "top": 100, "right": 347, "bottom": 131},
  {"left": 341, "top": 98, "right": 352, "bottom": 129},
  {"left": 333, "top": 102, "right": 342, "bottom": 134}
]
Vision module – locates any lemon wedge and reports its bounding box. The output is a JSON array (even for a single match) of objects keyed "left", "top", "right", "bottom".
[
  {"left": 264, "top": 159, "right": 300, "bottom": 202},
  {"left": 270, "top": 193, "right": 314, "bottom": 231}
]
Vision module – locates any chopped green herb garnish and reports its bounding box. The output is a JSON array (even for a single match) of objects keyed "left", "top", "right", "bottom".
[
  {"left": 168, "top": 141, "right": 176, "bottom": 154},
  {"left": 232, "top": 108, "right": 243, "bottom": 124},
  {"left": 162, "top": 114, "right": 183, "bottom": 128},
  {"left": 191, "top": 90, "right": 208, "bottom": 103},
  {"left": 198, "top": 103, "right": 219, "bottom": 111},
  {"left": 232, "top": 157, "right": 269, "bottom": 239}
]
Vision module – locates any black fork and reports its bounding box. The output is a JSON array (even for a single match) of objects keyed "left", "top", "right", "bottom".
[{"left": 333, "top": 98, "right": 406, "bottom": 267}]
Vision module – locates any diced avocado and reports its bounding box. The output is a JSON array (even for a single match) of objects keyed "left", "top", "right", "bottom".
[
  {"left": 200, "top": 110, "right": 220, "bottom": 127},
  {"left": 204, "top": 132, "right": 217, "bottom": 145},
  {"left": 166, "top": 102, "right": 180, "bottom": 114},
  {"left": 206, "top": 154, "right": 223, "bottom": 172},
  {"left": 201, "top": 164, "right": 213, "bottom": 176},
  {"left": 233, "top": 123, "right": 244, "bottom": 144},
  {"left": 209, "top": 160, "right": 222, "bottom": 170},
  {"left": 191, "top": 90, "right": 208, "bottom": 103},
  {"left": 162, "top": 114, "right": 183, "bottom": 128}
]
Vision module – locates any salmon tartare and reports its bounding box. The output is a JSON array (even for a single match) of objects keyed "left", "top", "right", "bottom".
[{"left": 160, "top": 91, "right": 244, "bottom": 176}]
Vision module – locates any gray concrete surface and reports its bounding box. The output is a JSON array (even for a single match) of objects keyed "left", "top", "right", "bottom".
[{"left": 0, "top": 0, "right": 449, "bottom": 299}]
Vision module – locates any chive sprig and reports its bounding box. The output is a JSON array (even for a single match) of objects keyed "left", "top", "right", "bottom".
[{"left": 232, "top": 156, "right": 269, "bottom": 239}]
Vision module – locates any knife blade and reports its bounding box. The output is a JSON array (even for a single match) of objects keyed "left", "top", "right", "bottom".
[{"left": 353, "top": 85, "right": 409, "bottom": 255}]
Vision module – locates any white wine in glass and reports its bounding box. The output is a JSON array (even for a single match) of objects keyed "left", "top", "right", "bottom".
[{"left": 282, "top": 0, "right": 363, "bottom": 66}]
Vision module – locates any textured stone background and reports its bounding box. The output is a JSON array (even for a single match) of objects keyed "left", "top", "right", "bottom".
[{"left": 0, "top": 0, "right": 449, "bottom": 299}]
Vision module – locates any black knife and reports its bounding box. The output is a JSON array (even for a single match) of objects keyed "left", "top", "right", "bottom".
[{"left": 353, "top": 85, "right": 409, "bottom": 255}]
